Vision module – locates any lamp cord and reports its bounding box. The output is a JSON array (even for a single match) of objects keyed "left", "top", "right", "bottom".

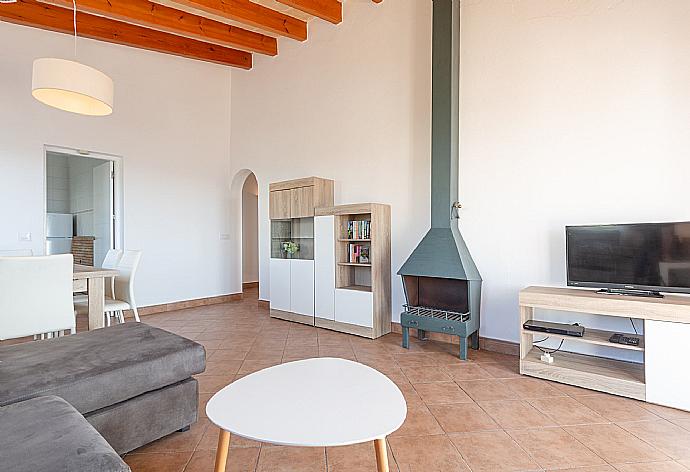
[{"left": 73, "top": 0, "right": 77, "bottom": 57}]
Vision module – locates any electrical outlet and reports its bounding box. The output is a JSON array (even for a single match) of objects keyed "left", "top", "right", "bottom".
[
  {"left": 18, "top": 232, "right": 31, "bottom": 242},
  {"left": 540, "top": 353, "right": 554, "bottom": 364},
  {"left": 219, "top": 233, "right": 230, "bottom": 240}
]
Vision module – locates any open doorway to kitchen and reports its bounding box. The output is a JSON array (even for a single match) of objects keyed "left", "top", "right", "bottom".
[
  {"left": 44, "top": 146, "right": 123, "bottom": 267},
  {"left": 241, "top": 172, "right": 259, "bottom": 293}
]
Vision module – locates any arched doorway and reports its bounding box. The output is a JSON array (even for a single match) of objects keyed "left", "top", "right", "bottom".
[{"left": 241, "top": 173, "right": 259, "bottom": 293}]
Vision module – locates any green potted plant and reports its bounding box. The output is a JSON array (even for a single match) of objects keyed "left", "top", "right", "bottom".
[{"left": 282, "top": 241, "right": 299, "bottom": 258}]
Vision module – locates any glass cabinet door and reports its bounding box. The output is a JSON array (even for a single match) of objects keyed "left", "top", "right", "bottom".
[{"left": 271, "top": 218, "right": 314, "bottom": 260}]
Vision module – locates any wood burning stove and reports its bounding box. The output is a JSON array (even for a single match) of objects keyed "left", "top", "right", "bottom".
[
  {"left": 397, "top": 0, "right": 481, "bottom": 360},
  {"left": 400, "top": 274, "right": 480, "bottom": 359},
  {"left": 403, "top": 276, "right": 469, "bottom": 313}
]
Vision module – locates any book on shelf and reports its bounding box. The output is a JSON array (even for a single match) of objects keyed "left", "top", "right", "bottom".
[
  {"left": 348, "top": 244, "right": 370, "bottom": 264},
  {"left": 346, "top": 220, "right": 371, "bottom": 240}
]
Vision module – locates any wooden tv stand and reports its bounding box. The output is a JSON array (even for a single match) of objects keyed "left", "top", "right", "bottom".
[{"left": 519, "top": 286, "right": 690, "bottom": 411}]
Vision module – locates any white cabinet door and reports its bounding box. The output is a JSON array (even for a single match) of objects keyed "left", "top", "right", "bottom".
[
  {"left": 270, "top": 258, "right": 291, "bottom": 312},
  {"left": 314, "top": 216, "right": 335, "bottom": 320},
  {"left": 335, "top": 289, "right": 373, "bottom": 328},
  {"left": 645, "top": 320, "right": 690, "bottom": 411},
  {"left": 290, "top": 259, "right": 315, "bottom": 317}
]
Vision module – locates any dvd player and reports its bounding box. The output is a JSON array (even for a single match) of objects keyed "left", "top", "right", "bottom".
[{"left": 523, "top": 320, "right": 585, "bottom": 337}]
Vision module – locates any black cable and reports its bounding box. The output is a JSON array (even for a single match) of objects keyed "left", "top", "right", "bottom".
[
  {"left": 629, "top": 318, "right": 638, "bottom": 336},
  {"left": 531, "top": 322, "right": 581, "bottom": 355},
  {"left": 535, "top": 339, "right": 565, "bottom": 354}
]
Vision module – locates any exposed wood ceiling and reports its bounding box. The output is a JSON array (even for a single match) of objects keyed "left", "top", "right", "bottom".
[{"left": 0, "top": 0, "right": 383, "bottom": 69}]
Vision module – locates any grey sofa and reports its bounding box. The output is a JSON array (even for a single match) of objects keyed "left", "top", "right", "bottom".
[
  {"left": 0, "top": 396, "right": 130, "bottom": 472},
  {"left": 0, "top": 322, "right": 206, "bottom": 454}
]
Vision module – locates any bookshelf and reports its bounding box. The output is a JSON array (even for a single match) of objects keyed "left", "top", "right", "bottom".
[
  {"left": 336, "top": 211, "right": 372, "bottom": 291},
  {"left": 315, "top": 203, "right": 391, "bottom": 339}
]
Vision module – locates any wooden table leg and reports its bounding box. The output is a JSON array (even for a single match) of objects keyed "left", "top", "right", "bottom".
[
  {"left": 374, "top": 437, "right": 389, "bottom": 472},
  {"left": 87, "top": 277, "right": 105, "bottom": 330},
  {"left": 214, "top": 429, "right": 231, "bottom": 472}
]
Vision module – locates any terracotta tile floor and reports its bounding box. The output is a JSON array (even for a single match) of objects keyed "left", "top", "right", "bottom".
[{"left": 7, "top": 288, "right": 690, "bottom": 471}]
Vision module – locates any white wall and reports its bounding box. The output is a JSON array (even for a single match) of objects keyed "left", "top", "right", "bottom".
[
  {"left": 230, "top": 0, "right": 690, "bottom": 351},
  {"left": 242, "top": 173, "right": 259, "bottom": 284},
  {"left": 0, "top": 22, "right": 235, "bottom": 306},
  {"left": 229, "top": 0, "right": 432, "bottom": 313},
  {"left": 459, "top": 0, "right": 690, "bottom": 350}
]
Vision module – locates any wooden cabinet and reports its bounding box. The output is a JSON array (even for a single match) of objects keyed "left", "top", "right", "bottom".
[
  {"left": 268, "top": 177, "right": 332, "bottom": 326},
  {"left": 314, "top": 203, "right": 392, "bottom": 339},
  {"left": 268, "top": 180, "right": 392, "bottom": 339},
  {"left": 269, "top": 177, "right": 334, "bottom": 220},
  {"left": 269, "top": 189, "right": 291, "bottom": 220},
  {"left": 519, "top": 286, "right": 690, "bottom": 411},
  {"left": 290, "top": 186, "right": 314, "bottom": 218}
]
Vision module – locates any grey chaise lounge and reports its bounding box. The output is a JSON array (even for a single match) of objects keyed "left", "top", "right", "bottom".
[
  {"left": 0, "top": 322, "right": 206, "bottom": 454},
  {"left": 0, "top": 396, "right": 130, "bottom": 472}
]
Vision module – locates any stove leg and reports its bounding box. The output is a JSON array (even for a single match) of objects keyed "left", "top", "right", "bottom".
[
  {"left": 402, "top": 326, "right": 410, "bottom": 349},
  {"left": 459, "top": 336, "right": 468, "bottom": 360},
  {"left": 418, "top": 329, "right": 427, "bottom": 341},
  {"left": 470, "top": 330, "right": 480, "bottom": 350}
]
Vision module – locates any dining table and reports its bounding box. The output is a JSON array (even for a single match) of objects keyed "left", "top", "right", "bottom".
[{"left": 73, "top": 264, "right": 119, "bottom": 330}]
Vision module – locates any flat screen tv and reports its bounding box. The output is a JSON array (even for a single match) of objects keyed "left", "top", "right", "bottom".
[{"left": 566, "top": 222, "right": 690, "bottom": 295}]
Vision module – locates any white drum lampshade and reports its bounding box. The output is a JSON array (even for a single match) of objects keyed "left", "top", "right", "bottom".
[{"left": 32, "top": 58, "right": 114, "bottom": 116}]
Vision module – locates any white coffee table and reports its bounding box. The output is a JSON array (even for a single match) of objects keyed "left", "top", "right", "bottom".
[{"left": 206, "top": 357, "right": 407, "bottom": 472}]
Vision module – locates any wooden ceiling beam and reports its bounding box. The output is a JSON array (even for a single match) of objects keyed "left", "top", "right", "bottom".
[
  {"left": 161, "top": 0, "right": 307, "bottom": 41},
  {"left": 0, "top": 0, "right": 252, "bottom": 68},
  {"left": 275, "top": 0, "right": 341, "bottom": 24},
  {"left": 38, "top": 0, "right": 277, "bottom": 55}
]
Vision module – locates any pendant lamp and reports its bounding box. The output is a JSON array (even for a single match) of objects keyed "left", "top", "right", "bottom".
[{"left": 31, "top": 1, "right": 113, "bottom": 116}]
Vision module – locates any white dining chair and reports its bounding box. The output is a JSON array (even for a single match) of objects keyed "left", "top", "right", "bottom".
[
  {"left": 0, "top": 254, "right": 76, "bottom": 341},
  {"left": 73, "top": 248, "right": 122, "bottom": 303},
  {"left": 110, "top": 250, "right": 142, "bottom": 323},
  {"left": 101, "top": 249, "right": 123, "bottom": 298},
  {"left": 75, "top": 249, "right": 141, "bottom": 325}
]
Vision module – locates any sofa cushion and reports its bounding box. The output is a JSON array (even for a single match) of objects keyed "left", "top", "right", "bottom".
[
  {"left": 0, "top": 395, "right": 130, "bottom": 472},
  {"left": 0, "top": 322, "right": 205, "bottom": 414}
]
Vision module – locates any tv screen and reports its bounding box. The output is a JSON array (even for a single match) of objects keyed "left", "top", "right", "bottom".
[{"left": 566, "top": 222, "right": 690, "bottom": 293}]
